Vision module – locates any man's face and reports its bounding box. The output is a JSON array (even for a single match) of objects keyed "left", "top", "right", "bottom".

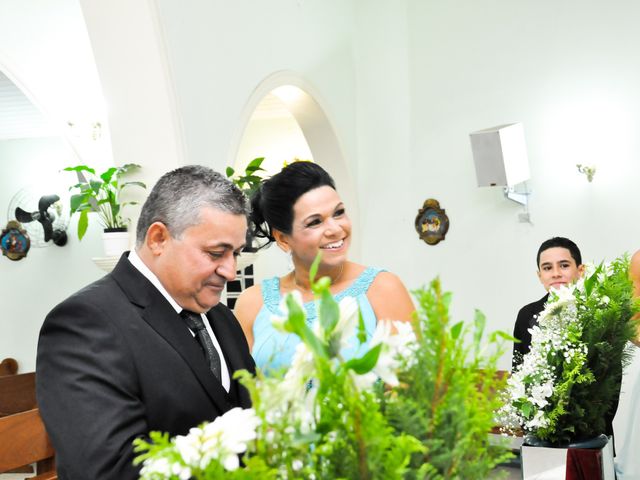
[
  {"left": 537, "top": 246, "right": 584, "bottom": 291},
  {"left": 154, "top": 207, "right": 247, "bottom": 313}
]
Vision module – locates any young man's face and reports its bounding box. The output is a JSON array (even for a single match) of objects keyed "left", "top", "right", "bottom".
[{"left": 537, "top": 246, "right": 584, "bottom": 291}]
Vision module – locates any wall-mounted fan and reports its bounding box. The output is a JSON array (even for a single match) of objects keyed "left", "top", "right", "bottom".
[{"left": 7, "top": 188, "right": 69, "bottom": 247}]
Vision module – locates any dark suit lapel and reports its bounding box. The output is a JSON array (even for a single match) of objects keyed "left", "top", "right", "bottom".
[
  {"left": 207, "top": 305, "right": 254, "bottom": 407},
  {"left": 208, "top": 306, "right": 244, "bottom": 374},
  {"left": 110, "top": 253, "right": 235, "bottom": 413},
  {"left": 528, "top": 293, "right": 550, "bottom": 329}
]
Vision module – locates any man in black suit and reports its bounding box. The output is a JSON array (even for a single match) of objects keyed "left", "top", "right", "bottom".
[
  {"left": 512, "top": 237, "right": 585, "bottom": 370},
  {"left": 36, "top": 165, "right": 256, "bottom": 479}
]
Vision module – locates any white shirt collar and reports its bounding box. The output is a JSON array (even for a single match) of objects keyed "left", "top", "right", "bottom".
[
  {"left": 128, "top": 249, "right": 182, "bottom": 314},
  {"left": 127, "top": 249, "right": 231, "bottom": 391}
]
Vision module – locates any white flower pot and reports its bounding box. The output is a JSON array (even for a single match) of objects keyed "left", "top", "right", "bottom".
[
  {"left": 521, "top": 435, "right": 615, "bottom": 479},
  {"left": 102, "top": 230, "right": 130, "bottom": 257}
]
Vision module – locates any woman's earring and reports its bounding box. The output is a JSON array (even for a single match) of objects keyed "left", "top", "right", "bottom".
[{"left": 286, "top": 251, "right": 294, "bottom": 271}]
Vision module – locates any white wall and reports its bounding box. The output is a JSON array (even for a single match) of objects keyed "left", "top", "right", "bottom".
[
  {"left": 78, "top": 0, "right": 185, "bottom": 186},
  {"left": 235, "top": 116, "right": 313, "bottom": 174},
  {"left": 0, "top": 0, "right": 112, "bottom": 372},
  {"left": 0, "top": 138, "right": 104, "bottom": 371},
  {"left": 0, "top": 0, "right": 108, "bottom": 147},
  {"left": 154, "top": 0, "right": 357, "bottom": 175},
  {"left": 3, "top": 0, "right": 640, "bottom": 442},
  {"left": 397, "top": 0, "right": 640, "bottom": 361},
  {"left": 86, "top": 0, "right": 640, "bottom": 364}
]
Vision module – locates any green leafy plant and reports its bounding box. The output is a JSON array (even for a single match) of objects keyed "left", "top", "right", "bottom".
[
  {"left": 133, "top": 258, "right": 512, "bottom": 479},
  {"left": 64, "top": 164, "right": 146, "bottom": 240},
  {"left": 384, "top": 278, "right": 514, "bottom": 479},
  {"left": 225, "top": 157, "right": 267, "bottom": 198},
  {"left": 497, "top": 255, "right": 639, "bottom": 445}
]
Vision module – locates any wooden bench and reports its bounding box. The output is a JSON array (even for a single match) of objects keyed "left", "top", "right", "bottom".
[
  {"left": 0, "top": 372, "right": 56, "bottom": 477},
  {"left": 0, "top": 372, "right": 36, "bottom": 417},
  {"left": 0, "top": 408, "right": 57, "bottom": 478},
  {"left": 0, "top": 357, "right": 18, "bottom": 376}
]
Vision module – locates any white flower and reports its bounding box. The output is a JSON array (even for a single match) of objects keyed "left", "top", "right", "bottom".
[
  {"left": 526, "top": 410, "right": 549, "bottom": 429},
  {"left": 175, "top": 407, "right": 260, "bottom": 471},
  {"left": 530, "top": 381, "right": 554, "bottom": 408},
  {"left": 282, "top": 342, "right": 315, "bottom": 397},
  {"left": 140, "top": 457, "right": 192, "bottom": 480},
  {"left": 332, "top": 296, "right": 360, "bottom": 346},
  {"left": 583, "top": 262, "right": 597, "bottom": 279},
  {"left": 351, "top": 320, "right": 417, "bottom": 388}
]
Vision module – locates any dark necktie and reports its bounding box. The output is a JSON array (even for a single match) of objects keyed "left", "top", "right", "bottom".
[{"left": 180, "top": 310, "right": 222, "bottom": 382}]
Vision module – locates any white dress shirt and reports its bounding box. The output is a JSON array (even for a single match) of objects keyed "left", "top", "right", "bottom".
[{"left": 128, "top": 250, "right": 231, "bottom": 391}]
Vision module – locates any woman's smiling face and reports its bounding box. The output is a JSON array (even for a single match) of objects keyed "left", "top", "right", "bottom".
[{"left": 278, "top": 186, "right": 351, "bottom": 269}]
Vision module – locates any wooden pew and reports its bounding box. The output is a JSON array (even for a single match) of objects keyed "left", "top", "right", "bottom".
[
  {"left": 0, "top": 408, "right": 56, "bottom": 478},
  {"left": 0, "top": 357, "right": 18, "bottom": 376},
  {"left": 0, "top": 372, "right": 37, "bottom": 417},
  {"left": 0, "top": 369, "right": 40, "bottom": 475}
]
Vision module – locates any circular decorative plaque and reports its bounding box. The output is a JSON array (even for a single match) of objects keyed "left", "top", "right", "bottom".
[
  {"left": 415, "top": 199, "right": 449, "bottom": 246},
  {"left": 1, "top": 220, "right": 31, "bottom": 260}
]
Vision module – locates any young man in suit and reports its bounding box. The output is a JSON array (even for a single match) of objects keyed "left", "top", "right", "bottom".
[
  {"left": 36, "top": 165, "right": 256, "bottom": 480},
  {"left": 512, "top": 236, "right": 621, "bottom": 448},
  {"left": 512, "top": 236, "right": 585, "bottom": 370}
]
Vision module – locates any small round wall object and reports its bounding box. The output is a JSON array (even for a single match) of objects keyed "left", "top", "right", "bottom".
[
  {"left": 1, "top": 220, "right": 31, "bottom": 260},
  {"left": 415, "top": 199, "right": 449, "bottom": 246}
]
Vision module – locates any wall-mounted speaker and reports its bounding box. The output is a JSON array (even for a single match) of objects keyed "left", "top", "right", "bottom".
[{"left": 469, "top": 123, "right": 530, "bottom": 187}]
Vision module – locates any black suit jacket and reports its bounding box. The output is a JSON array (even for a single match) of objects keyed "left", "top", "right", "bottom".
[
  {"left": 512, "top": 294, "right": 549, "bottom": 370},
  {"left": 36, "top": 253, "right": 255, "bottom": 480}
]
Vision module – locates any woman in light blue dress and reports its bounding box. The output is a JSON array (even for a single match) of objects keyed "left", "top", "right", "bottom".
[{"left": 235, "top": 162, "right": 414, "bottom": 373}]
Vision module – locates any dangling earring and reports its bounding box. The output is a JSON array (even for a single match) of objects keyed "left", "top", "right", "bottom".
[{"left": 286, "top": 251, "right": 294, "bottom": 271}]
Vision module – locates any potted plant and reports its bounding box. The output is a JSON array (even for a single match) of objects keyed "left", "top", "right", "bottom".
[
  {"left": 497, "top": 256, "right": 638, "bottom": 478},
  {"left": 225, "top": 156, "right": 267, "bottom": 202},
  {"left": 65, "top": 163, "right": 146, "bottom": 256},
  {"left": 225, "top": 156, "right": 268, "bottom": 273},
  {"left": 133, "top": 263, "right": 512, "bottom": 479}
]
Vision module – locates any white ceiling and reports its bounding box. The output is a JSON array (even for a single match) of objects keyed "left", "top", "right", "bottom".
[
  {"left": 251, "top": 93, "right": 294, "bottom": 120},
  {"left": 0, "top": 71, "right": 57, "bottom": 140}
]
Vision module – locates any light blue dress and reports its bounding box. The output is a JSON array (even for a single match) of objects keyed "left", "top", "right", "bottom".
[{"left": 252, "top": 267, "right": 383, "bottom": 373}]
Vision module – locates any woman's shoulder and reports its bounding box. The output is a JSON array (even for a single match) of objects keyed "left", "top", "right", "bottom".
[
  {"left": 235, "top": 284, "right": 265, "bottom": 329},
  {"left": 367, "top": 270, "right": 408, "bottom": 295},
  {"left": 334, "top": 264, "right": 386, "bottom": 299},
  {"left": 366, "top": 269, "right": 415, "bottom": 322}
]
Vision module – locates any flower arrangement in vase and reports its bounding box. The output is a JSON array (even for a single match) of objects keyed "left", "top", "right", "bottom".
[
  {"left": 133, "top": 256, "right": 513, "bottom": 479},
  {"left": 497, "top": 255, "right": 639, "bottom": 446}
]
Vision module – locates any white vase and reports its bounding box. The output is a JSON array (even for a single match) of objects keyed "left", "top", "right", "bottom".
[
  {"left": 102, "top": 230, "right": 130, "bottom": 257},
  {"left": 520, "top": 434, "right": 615, "bottom": 480}
]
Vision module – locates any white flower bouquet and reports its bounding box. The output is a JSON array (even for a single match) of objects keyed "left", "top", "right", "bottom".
[
  {"left": 497, "top": 256, "right": 638, "bottom": 445},
  {"left": 134, "top": 258, "right": 512, "bottom": 479}
]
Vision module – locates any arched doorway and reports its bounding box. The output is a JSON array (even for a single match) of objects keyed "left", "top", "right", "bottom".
[{"left": 226, "top": 72, "right": 358, "bottom": 307}]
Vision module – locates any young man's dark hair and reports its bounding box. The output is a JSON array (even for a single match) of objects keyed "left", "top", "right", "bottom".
[{"left": 536, "top": 236, "right": 582, "bottom": 267}]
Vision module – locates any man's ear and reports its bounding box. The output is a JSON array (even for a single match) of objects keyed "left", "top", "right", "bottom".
[
  {"left": 273, "top": 229, "right": 291, "bottom": 253},
  {"left": 577, "top": 264, "right": 586, "bottom": 277},
  {"left": 536, "top": 269, "right": 543, "bottom": 284},
  {"left": 145, "top": 222, "right": 171, "bottom": 256}
]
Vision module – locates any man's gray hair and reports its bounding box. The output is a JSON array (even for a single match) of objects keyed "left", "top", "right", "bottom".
[{"left": 136, "top": 165, "right": 248, "bottom": 246}]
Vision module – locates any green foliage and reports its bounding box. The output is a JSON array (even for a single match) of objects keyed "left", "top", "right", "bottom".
[
  {"left": 65, "top": 163, "right": 146, "bottom": 240},
  {"left": 556, "top": 258, "right": 637, "bottom": 441},
  {"left": 226, "top": 157, "right": 267, "bottom": 198},
  {"left": 499, "top": 256, "right": 639, "bottom": 445},
  {"left": 134, "top": 267, "right": 513, "bottom": 479},
  {"left": 384, "top": 278, "right": 513, "bottom": 479}
]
